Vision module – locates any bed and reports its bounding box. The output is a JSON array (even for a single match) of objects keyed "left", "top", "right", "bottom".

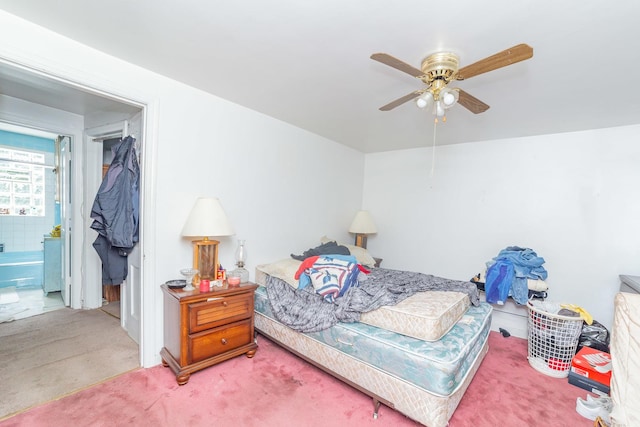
[{"left": 253, "top": 248, "right": 493, "bottom": 427}]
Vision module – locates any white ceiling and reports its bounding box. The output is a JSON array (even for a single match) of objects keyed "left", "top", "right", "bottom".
[{"left": 1, "top": 0, "right": 639, "bottom": 153}]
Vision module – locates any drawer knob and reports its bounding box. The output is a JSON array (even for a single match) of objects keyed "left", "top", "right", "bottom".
[
  {"left": 221, "top": 338, "right": 228, "bottom": 345},
  {"left": 222, "top": 301, "right": 228, "bottom": 307}
]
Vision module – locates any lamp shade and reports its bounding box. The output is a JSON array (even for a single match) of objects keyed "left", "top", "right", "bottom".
[
  {"left": 348, "top": 210, "right": 377, "bottom": 234},
  {"left": 181, "top": 197, "right": 234, "bottom": 238}
]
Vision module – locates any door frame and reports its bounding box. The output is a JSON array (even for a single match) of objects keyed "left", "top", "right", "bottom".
[
  {"left": 0, "top": 56, "right": 160, "bottom": 368},
  {"left": 57, "top": 134, "right": 72, "bottom": 306}
]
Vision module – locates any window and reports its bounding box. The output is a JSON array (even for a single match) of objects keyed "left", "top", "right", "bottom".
[{"left": 0, "top": 147, "right": 46, "bottom": 216}]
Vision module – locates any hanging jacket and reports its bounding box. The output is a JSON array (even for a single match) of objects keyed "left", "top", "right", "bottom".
[
  {"left": 90, "top": 136, "right": 139, "bottom": 285},
  {"left": 90, "top": 136, "right": 139, "bottom": 251}
]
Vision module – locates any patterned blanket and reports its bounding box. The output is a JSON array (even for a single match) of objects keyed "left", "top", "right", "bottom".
[{"left": 264, "top": 267, "right": 479, "bottom": 332}]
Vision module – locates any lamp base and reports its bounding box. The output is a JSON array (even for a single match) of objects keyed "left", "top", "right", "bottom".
[
  {"left": 192, "top": 239, "right": 219, "bottom": 282},
  {"left": 354, "top": 234, "right": 368, "bottom": 249}
]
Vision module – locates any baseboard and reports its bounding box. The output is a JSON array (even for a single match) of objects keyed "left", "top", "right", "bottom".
[
  {"left": 480, "top": 292, "right": 528, "bottom": 339},
  {"left": 490, "top": 308, "right": 528, "bottom": 339}
]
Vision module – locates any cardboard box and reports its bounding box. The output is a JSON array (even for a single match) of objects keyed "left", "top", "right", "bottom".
[
  {"left": 568, "top": 371, "right": 610, "bottom": 395},
  {"left": 570, "top": 346, "right": 612, "bottom": 387}
]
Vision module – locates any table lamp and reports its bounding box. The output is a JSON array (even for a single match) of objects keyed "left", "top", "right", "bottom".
[
  {"left": 181, "top": 197, "right": 234, "bottom": 283},
  {"left": 348, "top": 210, "right": 377, "bottom": 249}
]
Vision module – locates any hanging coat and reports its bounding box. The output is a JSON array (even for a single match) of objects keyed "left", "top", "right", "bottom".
[{"left": 90, "top": 136, "right": 140, "bottom": 285}]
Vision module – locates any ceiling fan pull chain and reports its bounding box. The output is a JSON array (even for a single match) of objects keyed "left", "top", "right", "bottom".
[{"left": 431, "top": 120, "right": 437, "bottom": 177}]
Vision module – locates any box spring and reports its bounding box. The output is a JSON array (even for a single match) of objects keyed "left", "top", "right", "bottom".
[{"left": 254, "top": 286, "right": 492, "bottom": 427}]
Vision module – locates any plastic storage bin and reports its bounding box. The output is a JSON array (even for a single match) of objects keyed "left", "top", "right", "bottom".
[{"left": 527, "top": 300, "right": 583, "bottom": 378}]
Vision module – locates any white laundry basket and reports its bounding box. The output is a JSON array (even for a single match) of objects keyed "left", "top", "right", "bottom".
[{"left": 527, "top": 300, "right": 583, "bottom": 378}]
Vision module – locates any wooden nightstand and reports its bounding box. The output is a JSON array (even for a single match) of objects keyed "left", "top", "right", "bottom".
[{"left": 160, "top": 282, "right": 258, "bottom": 385}]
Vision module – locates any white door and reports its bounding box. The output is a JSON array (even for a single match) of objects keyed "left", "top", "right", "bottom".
[
  {"left": 58, "top": 135, "right": 72, "bottom": 306},
  {"left": 121, "top": 113, "right": 142, "bottom": 344},
  {"left": 122, "top": 238, "right": 141, "bottom": 343},
  {"left": 84, "top": 117, "right": 142, "bottom": 345}
]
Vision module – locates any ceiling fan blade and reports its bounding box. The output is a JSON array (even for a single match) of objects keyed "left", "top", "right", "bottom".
[
  {"left": 379, "top": 91, "right": 421, "bottom": 111},
  {"left": 456, "top": 44, "right": 533, "bottom": 80},
  {"left": 457, "top": 89, "right": 490, "bottom": 114},
  {"left": 371, "top": 53, "right": 424, "bottom": 78}
]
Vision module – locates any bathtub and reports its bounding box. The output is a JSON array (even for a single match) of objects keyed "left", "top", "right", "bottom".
[{"left": 0, "top": 250, "right": 44, "bottom": 289}]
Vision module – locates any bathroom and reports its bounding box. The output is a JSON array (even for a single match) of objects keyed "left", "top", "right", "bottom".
[{"left": 0, "top": 127, "right": 64, "bottom": 321}]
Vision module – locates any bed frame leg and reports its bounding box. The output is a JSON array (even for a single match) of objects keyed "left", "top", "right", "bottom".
[{"left": 372, "top": 399, "right": 381, "bottom": 419}]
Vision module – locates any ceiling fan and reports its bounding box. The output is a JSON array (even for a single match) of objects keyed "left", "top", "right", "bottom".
[{"left": 371, "top": 44, "right": 533, "bottom": 119}]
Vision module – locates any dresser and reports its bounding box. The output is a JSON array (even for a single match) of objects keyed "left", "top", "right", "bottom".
[{"left": 160, "top": 282, "right": 258, "bottom": 385}]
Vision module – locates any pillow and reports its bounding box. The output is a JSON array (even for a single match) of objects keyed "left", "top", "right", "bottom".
[
  {"left": 320, "top": 236, "right": 376, "bottom": 267},
  {"left": 256, "top": 258, "right": 301, "bottom": 288}
]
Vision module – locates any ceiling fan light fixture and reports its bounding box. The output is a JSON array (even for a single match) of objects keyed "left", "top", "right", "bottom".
[
  {"left": 443, "top": 92, "right": 455, "bottom": 105},
  {"left": 415, "top": 92, "right": 433, "bottom": 109},
  {"left": 442, "top": 89, "right": 458, "bottom": 107}
]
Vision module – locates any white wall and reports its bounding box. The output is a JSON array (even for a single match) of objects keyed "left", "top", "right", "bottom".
[
  {"left": 0, "top": 10, "right": 365, "bottom": 367},
  {"left": 153, "top": 83, "right": 365, "bottom": 277},
  {"left": 363, "top": 125, "right": 640, "bottom": 331}
]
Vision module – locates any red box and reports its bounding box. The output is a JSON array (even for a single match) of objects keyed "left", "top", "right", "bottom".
[{"left": 570, "top": 346, "right": 611, "bottom": 387}]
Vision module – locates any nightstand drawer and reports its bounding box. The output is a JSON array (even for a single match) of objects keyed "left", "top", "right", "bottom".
[
  {"left": 189, "top": 319, "right": 252, "bottom": 363},
  {"left": 189, "top": 293, "right": 253, "bottom": 333}
]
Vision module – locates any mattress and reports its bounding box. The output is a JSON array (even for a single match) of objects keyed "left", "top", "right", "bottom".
[
  {"left": 255, "top": 262, "right": 471, "bottom": 341},
  {"left": 360, "top": 291, "right": 470, "bottom": 341},
  {"left": 254, "top": 285, "right": 492, "bottom": 396},
  {"left": 610, "top": 292, "right": 640, "bottom": 427}
]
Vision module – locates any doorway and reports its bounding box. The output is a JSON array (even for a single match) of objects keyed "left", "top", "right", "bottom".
[
  {"left": 85, "top": 120, "right": 143, "bottom": 345},
  {"left": 0, "top": 124, "right": 67, "bottom": 322},
  {"left": 0, "top": 59, "right": 146, "bottom": 355}
]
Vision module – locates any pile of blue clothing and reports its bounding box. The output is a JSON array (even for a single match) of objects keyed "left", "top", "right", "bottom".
[{"left": 485, "top": 246, "right": 547, "bottom": 305}]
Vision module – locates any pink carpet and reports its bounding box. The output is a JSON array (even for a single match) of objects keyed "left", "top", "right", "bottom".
[{"left": 0, "top": 332, "right": 593, "bottom": 426}]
